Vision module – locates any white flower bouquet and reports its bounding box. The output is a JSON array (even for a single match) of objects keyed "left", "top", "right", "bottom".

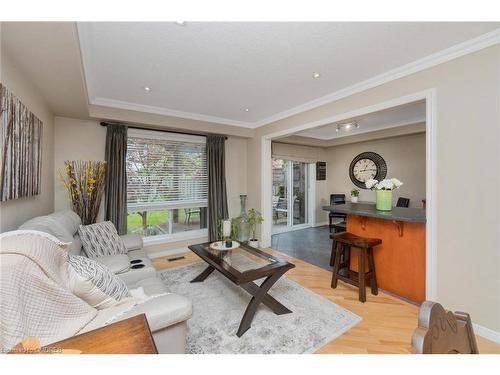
[{"left": 365, "top": 178, "right": 403, "bottom": 191}]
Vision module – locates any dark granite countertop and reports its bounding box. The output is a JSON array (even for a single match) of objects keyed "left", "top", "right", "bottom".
[{"left": 322, "top": 202, "right": 426, "bottom": 223}]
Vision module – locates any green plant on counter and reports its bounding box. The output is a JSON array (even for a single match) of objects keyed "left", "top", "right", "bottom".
[
  {"left": 246, "top": 208, "right": 264, "bottom": 241},
  {"left": 351, "top": 188, "right": 360, "bottom": 197}
]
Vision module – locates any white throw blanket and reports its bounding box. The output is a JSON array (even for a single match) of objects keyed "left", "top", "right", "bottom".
[
  {"left": 0, "top": 230, "right": 167, "bottom": 352},
  {"left": 0, "top": 230, "right": 99, "bottom": 351}
]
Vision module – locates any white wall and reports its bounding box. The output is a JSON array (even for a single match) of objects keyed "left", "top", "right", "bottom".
[
  {"left": 225, "top": 136, "right": 248, "bottom": 217},
  {"left": 0, "top": 50, "right": 55, "bottom": 231},
  {"left": 248, "top": 45, "right": 500, "bottom": 333},
  {"left": 54, "top": 117, "right": 106, "bottom": 220},
  {"left": 325, "top": 133, "right": 426, "bottom": 208}
]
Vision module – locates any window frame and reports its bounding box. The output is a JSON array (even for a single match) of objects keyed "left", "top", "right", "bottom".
[{"left": 126, "top": 128, "right": 209, "bottom": 243}]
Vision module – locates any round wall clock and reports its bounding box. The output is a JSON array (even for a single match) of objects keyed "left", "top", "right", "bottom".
[{"left": 349, "top": 152, "right": 387, "bottom": 189}]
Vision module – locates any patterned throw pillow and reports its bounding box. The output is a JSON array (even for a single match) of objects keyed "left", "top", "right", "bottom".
[
  {"left": 68, "top": 255, "right": 130, "bottom": 309},
  {"left": 78, "top": 221, "right": 127, "bottom": 258}
]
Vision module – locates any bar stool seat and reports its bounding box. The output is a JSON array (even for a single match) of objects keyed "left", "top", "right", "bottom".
[
  {"left": 330, "top": 232, "right": 382, "bottom": 303},
  {"left": 330, "top": 232, "right": 381, "bottom": 248}
]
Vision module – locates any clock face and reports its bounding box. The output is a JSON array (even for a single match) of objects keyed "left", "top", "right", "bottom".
[
  {"left": 349, "top": 152, "right": 387, "bottom": 189},
  {"left": 353, "top": 159, "right": 377, "bottom": 183}
]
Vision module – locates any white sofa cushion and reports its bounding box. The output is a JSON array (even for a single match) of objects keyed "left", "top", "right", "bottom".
[
  {"left": 129, "top": 277, "right": 169, "bottom": 296},
  {"left": 78, "top": 221, "right": 127, "bottom": 258},
  {"left": 127, "top": 248, "right": 148, "bottom": 261},
  {"left": 81, "top": 280, "right": 192, "bottom": 338},
  {"left": 49, "top": 210, "right": 82, "bottom": 235},
  {"left": 120, "top": 233, "right": 143, "bottom": 251},
  {"left": 120, "top": 293, "right": 193, "bottom": 331},
  {"left": 93, "top": 254, "right": 130, "bottom": 274},
  {"left": 19, "top": 211, "right": 83, "bottom": 255},
  {"left": 19, "top": 216, "right": 74, "bottom": 244},
  {"left": 68, "top": 255, "right": 130, "bottom": 309}
]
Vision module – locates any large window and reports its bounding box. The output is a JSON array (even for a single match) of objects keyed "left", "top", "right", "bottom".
[{"left": 126, "top": 129, "right": 208, "bottom": 239}]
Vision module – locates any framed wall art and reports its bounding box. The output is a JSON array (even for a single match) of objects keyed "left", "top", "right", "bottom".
[{"left": 0, "top": 83, "right": 43, "bottom": 201}]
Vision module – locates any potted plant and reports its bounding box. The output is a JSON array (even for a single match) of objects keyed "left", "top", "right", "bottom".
[
  {"left": 350, "top": 188, "right": 360, "bottom": 203},
  {"left": 365, "top": 178, "right": 403, "bottom": 211},
  {"left": 246, "top": 208, "right": 264, "bottom": 248}
]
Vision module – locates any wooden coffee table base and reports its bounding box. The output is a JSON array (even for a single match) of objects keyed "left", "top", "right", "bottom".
[{"left": 191, "top": 265, "right": 292, "bottom": 337}]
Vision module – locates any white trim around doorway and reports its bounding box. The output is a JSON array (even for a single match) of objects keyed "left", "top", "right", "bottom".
[{"left": 261, "top": 89, "right": 438, "bottom": 301}]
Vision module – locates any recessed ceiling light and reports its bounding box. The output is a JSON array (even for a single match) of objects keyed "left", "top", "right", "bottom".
[
  {"left": 312, "top": 73, "right": 321, "bottom": 79},
  {"left": 143, "top": 86, "right": 152, "bottom": 92},
  {"left": 175, "top": 21, "right": 186, "bottom": 26},
  {"left": 245, "top": 108, "right": 250, "bottom": 112}
]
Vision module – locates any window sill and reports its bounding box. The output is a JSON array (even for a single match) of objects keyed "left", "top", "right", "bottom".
[{"left": 142, "top": 229, "right": 208, "bottom": 246}]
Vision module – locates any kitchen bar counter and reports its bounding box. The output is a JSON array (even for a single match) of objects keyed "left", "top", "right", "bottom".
[
  {"left": 323, "top": 202, "right": 426, "bottom": 303},
  {"left": 322, "top": 202, "right": 426, "bottom": 223}
]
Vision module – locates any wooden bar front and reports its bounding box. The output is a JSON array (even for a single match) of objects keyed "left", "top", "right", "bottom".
[{"left": 346, "top": 214, "right": 426, "bottom": 303}]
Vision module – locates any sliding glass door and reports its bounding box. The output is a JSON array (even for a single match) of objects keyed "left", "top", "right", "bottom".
[
  {"left": 272, "top": 159, "right": 309, "bottom": 233},
  {"left": 292, "top": 161, "right": 307, "bottom": 226}
]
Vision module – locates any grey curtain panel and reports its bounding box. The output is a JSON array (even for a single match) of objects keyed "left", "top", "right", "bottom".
[
  {"left": 207, "top": 135, "right": 228, "bottom": 241},
  {"left": 104, "top": 124, "right": 128, "bottom": 235}
]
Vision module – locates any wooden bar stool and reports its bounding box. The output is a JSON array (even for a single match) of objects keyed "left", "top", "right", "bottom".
[{"left": 330, "top": 232, "right": 382, "bottom": 302}]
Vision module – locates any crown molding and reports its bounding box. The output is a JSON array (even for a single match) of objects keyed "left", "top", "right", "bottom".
[
  {"left": 79, "top": 27, "right": 500, "bottom": 130},
  {"left": 252, "top": 28, "right": 500, "bottom": 128},
  {"left": 90, "top": 97, "right": 256, "bottom": 128}
]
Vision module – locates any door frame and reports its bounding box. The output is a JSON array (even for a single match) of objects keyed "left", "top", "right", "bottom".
[
  {"left": 271, "top": 159, "right": 311, "bottom": 234},
  {"left": 261, "top": 89, "right": 437, "bottom": 300}
]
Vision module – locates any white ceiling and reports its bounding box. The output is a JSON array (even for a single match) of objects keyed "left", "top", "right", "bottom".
[
  {"left": 296, "top": 100, "right": 426, "bottom": 140},
  {"left": 77, "top": 22, "right": 499, "bottom": 127}
]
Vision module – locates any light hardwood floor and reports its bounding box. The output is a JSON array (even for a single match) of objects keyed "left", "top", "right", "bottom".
[{"left": 152, "top": 249, "right": 499, "bottom": 354}]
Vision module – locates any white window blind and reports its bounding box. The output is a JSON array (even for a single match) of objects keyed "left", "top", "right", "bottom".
[{"left": 126, "top": 129, "right": 208, "bottom": 211}]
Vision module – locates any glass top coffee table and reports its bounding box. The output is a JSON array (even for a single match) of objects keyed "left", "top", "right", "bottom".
[{"left": 188, "top": 241, "right": 295, "bottom": 337}]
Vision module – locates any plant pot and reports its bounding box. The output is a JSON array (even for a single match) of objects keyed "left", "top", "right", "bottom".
[
  {"left": 351, "top": 196, "right": 358, "bottom": 203},
  {"left": 248, "top": 239, "right": 259, "bottom": 248},
  {"left": 376, "top": 190, "right": 392, "bottom": 211}
]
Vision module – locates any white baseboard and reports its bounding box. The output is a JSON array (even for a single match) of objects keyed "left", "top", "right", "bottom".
[
  {"left": 473, "top": 323, "right": 500, "bottom": 344},
  {"left": 148, "top": 247, "right": 190, "bottom": 259}
]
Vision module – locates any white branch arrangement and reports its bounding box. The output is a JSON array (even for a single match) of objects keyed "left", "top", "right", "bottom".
[{"left": 365, "top": 178, "right": 403, "bottom": 191}]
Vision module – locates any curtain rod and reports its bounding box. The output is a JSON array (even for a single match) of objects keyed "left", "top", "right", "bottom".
[{"left": 99, "top": 122, "right": 228, "bottom": 140}]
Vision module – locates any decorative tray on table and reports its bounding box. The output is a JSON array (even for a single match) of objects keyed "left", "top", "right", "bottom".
[{"left": 209, "top": 241, "right": 241, "bottom": 251}]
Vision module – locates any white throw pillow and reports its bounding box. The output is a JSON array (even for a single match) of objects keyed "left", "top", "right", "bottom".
[
  {"left": 78, "top": 221, "right": 127, "bottom": 258},
  {"left": 68, "top": 255, "right": 130, "bottom": 309}
]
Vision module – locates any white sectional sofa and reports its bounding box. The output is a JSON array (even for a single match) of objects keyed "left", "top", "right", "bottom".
[{"left": 17, "top": 210, "right": 193, "bottom": 353}]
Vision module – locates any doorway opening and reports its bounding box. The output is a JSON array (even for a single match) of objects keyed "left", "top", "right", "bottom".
[
  {"left": 261, "top": 89, "right": 437, "bottom": 301},
  {"left": 272, "top": 159, "right": 310, "bottom": 233}
]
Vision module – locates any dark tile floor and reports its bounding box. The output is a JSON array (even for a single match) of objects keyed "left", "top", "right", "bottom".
[{"left": 271, "top": 226, "right": 333, "bottom": 271}]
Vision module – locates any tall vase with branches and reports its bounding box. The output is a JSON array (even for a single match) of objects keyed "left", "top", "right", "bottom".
[{"left": 59, "top": 160, "right": 106, "bottom": 225}]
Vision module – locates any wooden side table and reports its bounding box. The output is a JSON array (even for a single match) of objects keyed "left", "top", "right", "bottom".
[{"left": 43, "top": 314, "right": 157, "bottom": 354}]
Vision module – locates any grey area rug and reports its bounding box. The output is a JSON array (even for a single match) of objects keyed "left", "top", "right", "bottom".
[{"left": 159, "top": 262, "right": 361, "bottom": 354}]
